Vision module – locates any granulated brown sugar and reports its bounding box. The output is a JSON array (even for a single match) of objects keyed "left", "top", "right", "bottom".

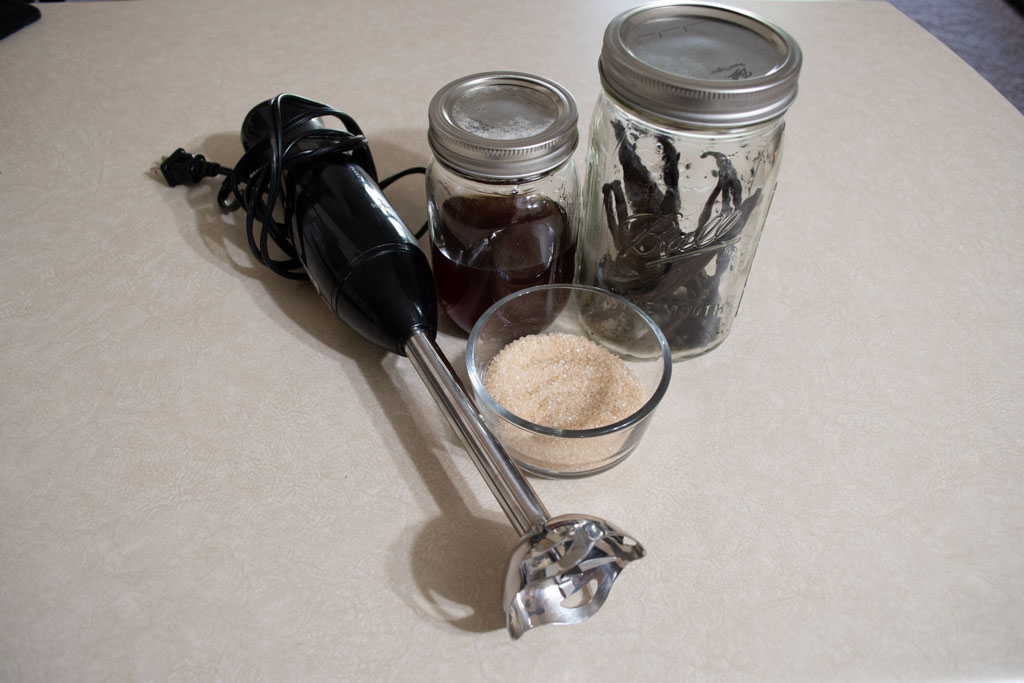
[{"left": 483, "top": 332, "right": 645, "bottom": 430}]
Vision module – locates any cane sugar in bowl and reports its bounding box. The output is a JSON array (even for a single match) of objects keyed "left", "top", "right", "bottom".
[{"left": 467, "top": 284, "right": 671, "bottom": 478}]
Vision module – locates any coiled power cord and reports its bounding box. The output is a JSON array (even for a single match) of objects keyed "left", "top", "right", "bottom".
[{"left": 160, "top": 94, "right": 427, "bottom": 282}]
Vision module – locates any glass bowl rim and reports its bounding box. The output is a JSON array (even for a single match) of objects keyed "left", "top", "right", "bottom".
[{"left": 465, "top": 283, "right": 672, "bottom": 439}]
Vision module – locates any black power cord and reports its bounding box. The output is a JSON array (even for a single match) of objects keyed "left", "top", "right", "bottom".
[{"left": 161, "top": 94, "right": 427, "bottom": 281}]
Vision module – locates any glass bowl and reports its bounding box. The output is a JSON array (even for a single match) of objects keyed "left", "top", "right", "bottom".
[{"left": 466, "top": 284, "right": 671, "bottom": 478}]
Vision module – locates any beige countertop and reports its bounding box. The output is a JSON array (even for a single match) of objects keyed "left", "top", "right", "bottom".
[{"left": 1, "top": 0, "right": 1022, "bottom": 679}]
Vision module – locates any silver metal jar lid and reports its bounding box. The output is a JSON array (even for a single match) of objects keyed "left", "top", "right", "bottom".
[
  {"left": 427, "top": 71, "right": 579, "bottom": 181},
  {"left": 599, "top": 2, "right": 802, "bottom": 128}
]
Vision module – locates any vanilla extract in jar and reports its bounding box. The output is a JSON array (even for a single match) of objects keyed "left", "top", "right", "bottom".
[{"left": 426, "top": 72, "right": 580, "bottom": 333}]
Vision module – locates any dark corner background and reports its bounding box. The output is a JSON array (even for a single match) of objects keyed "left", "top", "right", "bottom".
[{"left": 885, "top": 0, "right": 1024, "bottom": 113}]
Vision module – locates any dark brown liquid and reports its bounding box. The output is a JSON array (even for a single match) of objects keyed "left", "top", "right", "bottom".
[{"left": 431, "top": 194, "right": 575, "bottom": 333}]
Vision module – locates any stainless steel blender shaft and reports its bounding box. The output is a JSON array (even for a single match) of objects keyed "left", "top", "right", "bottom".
[
  {"left": 404, "top": 328, "right": 644, "bottom": 639},
  {"left": 404, "top": 329, "right": 549, "bottom": 536}
]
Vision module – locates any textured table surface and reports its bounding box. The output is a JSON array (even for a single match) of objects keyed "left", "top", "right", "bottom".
[{"left": 1, "top": 1, "right": 1022, "bottom": 679}]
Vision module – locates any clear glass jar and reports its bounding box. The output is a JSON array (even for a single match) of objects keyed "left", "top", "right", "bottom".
[
  {"left": 577, "top": 3, "right": 802, "bottom": 360},
  {"left": 426, "top": 72, "right": 580, "bottom": 333}
]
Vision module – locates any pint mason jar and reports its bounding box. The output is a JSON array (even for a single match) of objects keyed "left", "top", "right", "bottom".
[
  {"left": 426, "top": 72, "right": 580, "bottom": 334},
  {"left": 577, "top": 3, "right": 802, "bottom": 360}
]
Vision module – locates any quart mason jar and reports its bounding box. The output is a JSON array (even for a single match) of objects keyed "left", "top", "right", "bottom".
[
  {"left": 426, "top": 72, "right": 580, "bottom": 334},
  {"left": 577, "top": 3, "right": 802, "bottom": 360}
]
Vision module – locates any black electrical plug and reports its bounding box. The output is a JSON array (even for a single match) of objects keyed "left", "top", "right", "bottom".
[{"left": 159, "top": 148, "right": 230, "bottom": 187}]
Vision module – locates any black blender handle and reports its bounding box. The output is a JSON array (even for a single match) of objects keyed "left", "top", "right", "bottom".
[
  {"left": 241, "top": 97, "right": 437, "bottom": 355},
  {"left": 295, "top": 160, "right": 438, "bottom": 355}
]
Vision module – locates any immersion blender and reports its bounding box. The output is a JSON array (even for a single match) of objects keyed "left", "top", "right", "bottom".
[{"left": 161, "top": 94, "right": 644, "bottom": 638}]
